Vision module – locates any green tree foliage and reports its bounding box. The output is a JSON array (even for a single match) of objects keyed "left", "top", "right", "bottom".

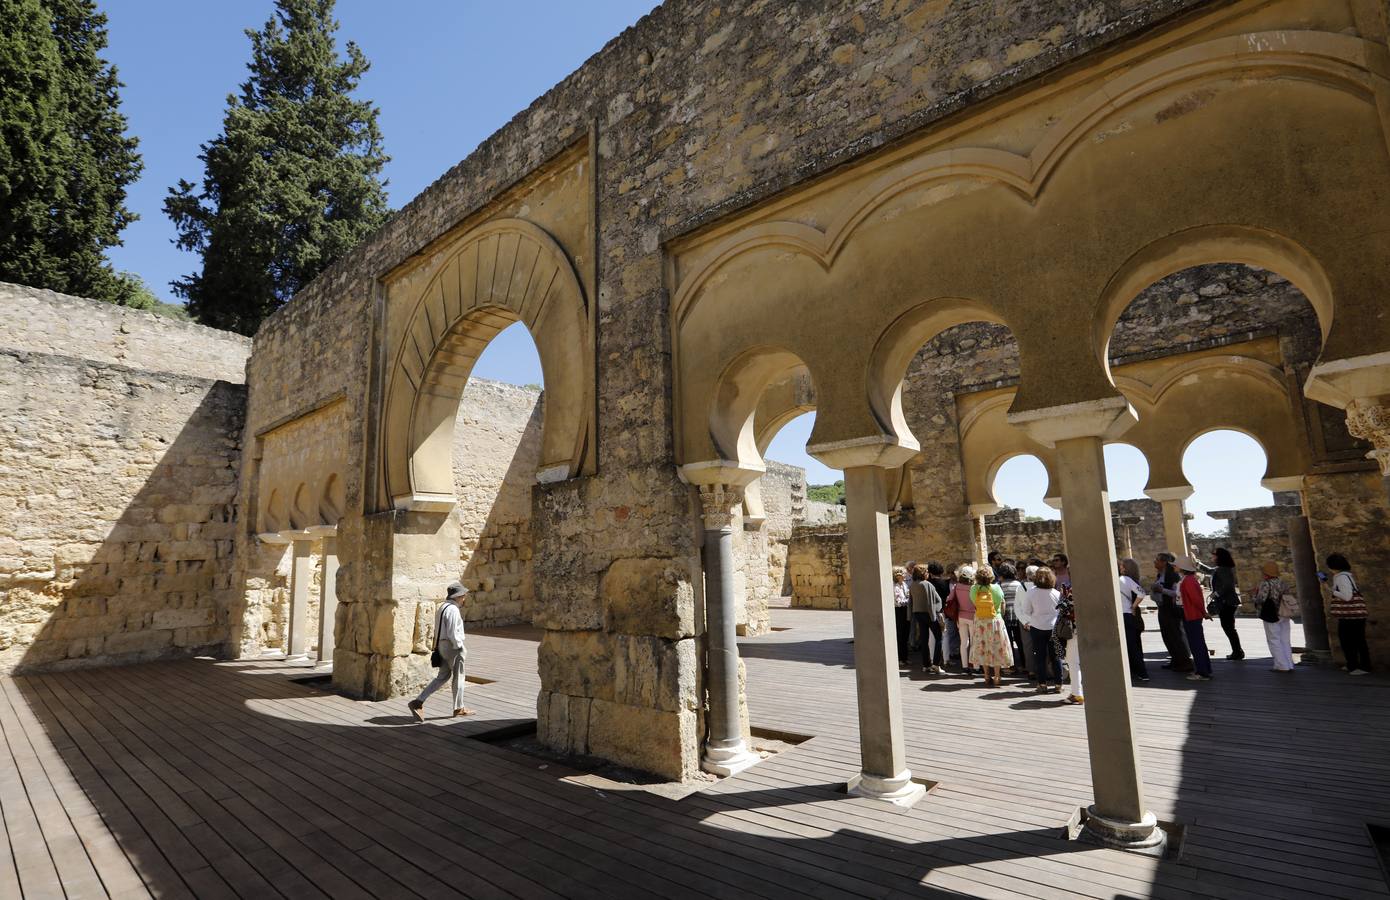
[
  {"left": 807, "top": 480, "right": 845, "bottom": 505},
  {"left": 0, "top": 0, "right": 143, "bottom": 303},
  {"left": 166, "top": 0, "right": 389, "bottom": 335}
]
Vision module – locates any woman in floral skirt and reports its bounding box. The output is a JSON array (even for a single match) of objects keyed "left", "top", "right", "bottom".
[{"left": 970, "top": 565, "right": 1014, "bottom": 688}]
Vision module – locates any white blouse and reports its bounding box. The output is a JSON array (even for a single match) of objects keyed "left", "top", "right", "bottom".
[
  {"left": 1117, "top": 575, "right": 1146, "bottom": 618},
  {"left": 1021, "top": 587, "right": 1061, "bottom": 630}
]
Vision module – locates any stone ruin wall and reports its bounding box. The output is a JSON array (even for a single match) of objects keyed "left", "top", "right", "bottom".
[
  {"left": 733, "top": 460, "right": 805, "bottom": 635},
  {"left": 1190, "top": 496, "right": 1303, "bottom": 611},
  {"left": 0, "top": 283, "right": 251, "bottom": 674},
  {"left": 453, "top": 380, "right": 544, "bottom": 626},
  {"left": 208, "top": 0, "right": 1377, "bottom": 777},
  {"left": 790, "top": 525, "right": 850, "bottom": 610},
  {"left": 984, "top": 499, "right": 1168, "bottom": 569}
]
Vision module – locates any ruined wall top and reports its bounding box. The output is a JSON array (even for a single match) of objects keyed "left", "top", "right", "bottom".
[
  {"left": 0, "top": 281, "right": 251, "bottom": 385},
  {"left": 256, "top": 0, "right": 1213, "bottom": 343}
]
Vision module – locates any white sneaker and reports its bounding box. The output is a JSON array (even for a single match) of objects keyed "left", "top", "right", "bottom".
[{"left": 1349, "top": 669, "right": 1369, "bottom": 676}]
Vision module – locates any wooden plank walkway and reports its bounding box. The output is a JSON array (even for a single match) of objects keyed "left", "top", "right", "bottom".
[{"left": 1, "top": 610, "right": 1386, "bottom": 898}]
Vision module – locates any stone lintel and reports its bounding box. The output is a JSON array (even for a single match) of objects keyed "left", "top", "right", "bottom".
[{"left": 967, "top": 502, "right": 1001, "bottom": 518}]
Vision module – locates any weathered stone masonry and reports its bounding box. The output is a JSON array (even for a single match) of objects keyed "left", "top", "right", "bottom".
[
  {"left": 0, "top": 284, "right": 250, "bottom": 674},
  {"left": 234, "top": 0, "right": 1231, "bottom": 781}
]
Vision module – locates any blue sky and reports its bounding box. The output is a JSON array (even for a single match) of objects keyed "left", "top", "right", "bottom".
[{"left": 98, "top": 0, "right": 1270, "bottom": 535}]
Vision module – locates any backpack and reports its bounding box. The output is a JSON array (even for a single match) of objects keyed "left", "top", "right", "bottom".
[
  {"left": 1054, "top": 590, "right": 1076, "bottom": 642},
  {"left": 1258, "top": 590, "right": 1280, "bottom": 624}
]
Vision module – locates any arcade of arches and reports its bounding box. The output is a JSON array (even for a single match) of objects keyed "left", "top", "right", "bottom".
[{"left": 4, "top": 0, "right": 1390, "bottom": 859}]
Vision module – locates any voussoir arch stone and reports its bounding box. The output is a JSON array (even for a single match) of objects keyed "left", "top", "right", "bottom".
[{"left": 381, "top": 218, "right": 592, "bottom": 511}]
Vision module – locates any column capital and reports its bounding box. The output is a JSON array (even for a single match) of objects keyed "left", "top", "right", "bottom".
[
  {"left": 1344, "top": 396, "right": 1390, "bottom": 476},
  {"left": 696, "top": 482, "right": 743, "bottom": 530},
  {"left": 1006, "top": 395, "right": 1136, "bottom": 448}
]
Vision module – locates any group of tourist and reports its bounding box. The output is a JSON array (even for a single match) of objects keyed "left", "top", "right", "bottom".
[{"left": 891, "top": 546, "right": 1373, "bottom": 700}]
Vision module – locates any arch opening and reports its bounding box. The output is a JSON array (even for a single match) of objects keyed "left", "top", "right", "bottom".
[{"left": 379, "top": 217, "right": 592, "bottom": 513}]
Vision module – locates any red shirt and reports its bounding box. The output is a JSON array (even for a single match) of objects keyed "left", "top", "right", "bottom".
[{"left": 1179, "top": 574, "right": 1206, "bottom": 621}]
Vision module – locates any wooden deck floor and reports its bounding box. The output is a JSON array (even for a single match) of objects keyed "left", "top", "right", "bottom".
[{"left": 2, "top": 609, "right": 1387, "bottom": 899}]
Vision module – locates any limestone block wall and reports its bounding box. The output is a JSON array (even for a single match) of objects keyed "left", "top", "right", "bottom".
[
  {"left": 238, "top": 0, "right": 1288, "bottom": 780},
  {"left": 733, "top": 461, "right": 806, "bottom": 634},
  {"left": 789, "top": 525, "right": 850, "bottom": 610},
  {"left": 1190, "top": 500, "right": 1303, "bottom": 604},
  {"left": 1296, "top": 472, "right": 1390, "bottom": 661},
  {"left": 1109, "top": 498, "right": 1169, "bottom": 563},
  {"left": 978, "top": 512, "right": 1064, "bottom": 566},
  {"left": 0, "top": 282, "right": 250, "bottom": 383},
  {"left": 453, "top": 379, "right": 543, "bottom": 626},
  {"left": 0, "top": 284, "right": 250, "bottom": 673}
]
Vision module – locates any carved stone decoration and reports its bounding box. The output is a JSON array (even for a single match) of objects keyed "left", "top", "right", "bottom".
[
  {"left": 697, "top": 483, "right": 742, "bottom": 531},
  {"left": 1344, "top": 397, "right": 1390, "bottom": 476}
]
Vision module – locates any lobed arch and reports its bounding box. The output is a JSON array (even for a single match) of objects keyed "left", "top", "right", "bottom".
[
  {"left": 866, "top": 298, "right": 1017, "bottom": 451},
  {"left": 672, "top": 27, "right": 1390, "bottom": 451},
  {"left": 983, "top": 451, "right": 1060, "bottom": 512},
  {"left": 958, "top": 391, "right": 1058, "bottom": 509},
  {"left": 708, "top": 345, "right": 814, "bottom": 473},
  {"left": 381, "top": 218, "right": 592, "bottom": 511},
  {"left": 1094, "top": 225, "right": 1336, "bottom": 375},
  {"left": 256, "top": 469, "right": 347, "bottom": 538},
  {"left": 1115, "top": 353, "right": 1307, "bottom": 493}
]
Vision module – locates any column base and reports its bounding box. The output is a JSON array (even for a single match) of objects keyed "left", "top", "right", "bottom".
[
  {"left": 1077, "top": 806, "right": 1167, "bottom": 856},
  {"left": 846, "top": 770, "right": 927, "bottom": 809},
  {"left": 701, "top": 741, "right": 761, "bottom": 777}
]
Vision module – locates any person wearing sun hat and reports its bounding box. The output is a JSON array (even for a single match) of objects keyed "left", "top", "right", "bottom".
[
  {"left": 1254, "top": 561, "right": 1298, "bottom": 672},
  {"left": 408, "top": 582, "right": 474, "bottom": 720},
  {"left": 1175, "top": 555, "right": 1213, "bottom": 681}
]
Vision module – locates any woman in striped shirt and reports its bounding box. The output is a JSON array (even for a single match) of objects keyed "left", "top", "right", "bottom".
[{"left": 1326, "top": 553, "right": 1370, "bottom": 675}]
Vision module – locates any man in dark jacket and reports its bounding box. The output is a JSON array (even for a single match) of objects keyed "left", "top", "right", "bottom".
[
  {"left": 912, "top": 563, "right": 946, "bottom": 673},
  {"left": 1151, "top": 553, "right": 1193, "bottom": 672}
]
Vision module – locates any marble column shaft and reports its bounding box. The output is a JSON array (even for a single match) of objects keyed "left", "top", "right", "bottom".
[
  {"left": 1287, "top": 515, "right": 1330, "bottom": 661},
  {"left": 287, "top": 539, "right": 313, "bottom": 660},
  {"left": 697, "top": 483, "right": 757, "bottom": 776},
  {"left": 318, "top": 536, "right": 340, "bottom": 665},
  {"left": 1055, "top": 436, "right": 1151, "bottom": 827},
  {"left": 842, "top": 465, "right": 919, "bottom": 801}
]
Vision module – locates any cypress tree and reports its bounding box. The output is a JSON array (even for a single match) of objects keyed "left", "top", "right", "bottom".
[
  {"left": 166, "top": 0, "right": 389, "bottom": 335},
  {"left": 0, "top": 0, "right": 143, "bottom": 302}
]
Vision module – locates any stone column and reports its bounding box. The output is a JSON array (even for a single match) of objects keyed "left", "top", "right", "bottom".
[
  {"left": 286, "top": 535, "right": 314, "bottom": 661},
  {"left": 967, "top": 503, "right": 997, "bottom": 563},
  {"left": 1055, "top": 435, "right": 1163, "bottom": 851},
  {"left": 308, "top": 526, "right": 339, "bottom": 667},
  {"left": 1144, "top": 486, "right": 1193, "bottom": 557},
  {"left": 1288, "top": 514, "right": 1331, "bottom": 663},
  {"left": 841, "top": 464, "right": 925, "bottom": 807},
  {"left": 1116, "top": 515, "right": 1141, "bottom": 560},
  {"left": 1012, "top": 396, "right": 1161, "bottom": 852},
  {"left": 697, "top": 482, "right": 760, "bottom": 777}
]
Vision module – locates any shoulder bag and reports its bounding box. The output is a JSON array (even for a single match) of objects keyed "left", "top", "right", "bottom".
[{"left": 430, "top": 603, "right": 446, "bottom": 668}]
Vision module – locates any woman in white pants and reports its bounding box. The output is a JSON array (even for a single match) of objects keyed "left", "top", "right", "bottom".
[{"left": 1254, "top": 562, "right": 1298, "bottom": 672}]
